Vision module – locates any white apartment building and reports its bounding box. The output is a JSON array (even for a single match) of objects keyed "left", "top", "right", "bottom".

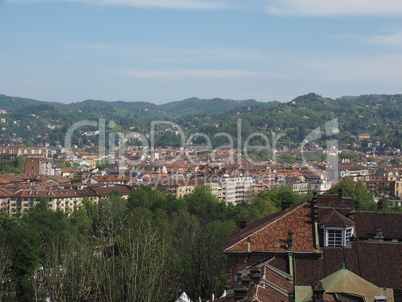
[{"left": 208, "top": 176, "right": 255, "bottom": 205}]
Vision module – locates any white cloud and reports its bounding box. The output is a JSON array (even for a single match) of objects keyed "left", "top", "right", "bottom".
[
  {"left": 118, "top": 69, "right": 258, "bottom": 78},
  {"left": 7, "top": 0, "right": 226, "bottom": 9},
  {"left": 336, "top": 30, "right": 402, "bottom": 48},
  {"left": 266, "top": 0, "right": 402, "bottom": 16}
]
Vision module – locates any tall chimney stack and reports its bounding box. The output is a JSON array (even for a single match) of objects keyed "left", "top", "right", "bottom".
[
  {"left": 282, "top": 199, "right": 291, "bottom": 211},
  {"left": 378, "top": 199, "right": 384, "bottom": 213},
  {"left": 233, "top": 283, "right": 248, "bottom": 301},
  {"left": 250, "top": 266, "right": 262, "bottom": 285},
  {"left": 338, "top": 187, "right": 343, "bottom": 197},
  {"left": 240, "top": 219, "right": 247, "bottom": 230},
  {"left": 312, "top": 280, "right": 325, "bottom": 302},
  {"left": 355, "top": 200, "right": 360, "bottom": 211}
]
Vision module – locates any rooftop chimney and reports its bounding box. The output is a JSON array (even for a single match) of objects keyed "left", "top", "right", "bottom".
[
  {"left": 282, "top": 199, "right": 291, "bottom": 211},
  {"left": 312, "top": 190, "right": 318, "bottom": 202},
  {"left": 313, "top": 203, "right": 318, "bottom": 221},
  {"left": 240, "top": 219, "right": 247, "bottom": 230},
  {"left": 375, "top": 226, "right": 384, "bottom": 239},
  {"left": 250, "top": 266, "right": 261, "bottom": 285},
  {"left": 354, "top": 200, "right": 360, "bottom": 211},
  {"left": 312, "top": 280, "right": 325, "bottom": 302},
  {"left": 378, "top": 199, "right": 384, "bottom": 213},
  {"left": 242, "top": 274, "right": 251, "bottom": 288},
  {"left": 233, "top": 283, "right": 248, "bottom": 301}
]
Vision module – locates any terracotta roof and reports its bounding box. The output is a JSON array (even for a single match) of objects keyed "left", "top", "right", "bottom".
[
  {"left": 216, "top": 260, "right": 292, "bottom": 302},
  {"left": 1, "top": 175, "right": 23, "bottom": 183},
  {"left": 318, "top": 209, "right": 355, "bottom": 227},
  {"left": 289, "top": 242, "right": 402, "bottom": 291},
  {"left": 350, "top": 211, "right": 402, "bottom": 240},
  {"left": 12, "top": 188, "right": 80, "bottom": 198},
  {"left": 0, "top": 178, "right": 10, "bottom": 185},
  {"left": 0, "top": 187, "right": 14, "bottom": 197},
  {"left": 90, "top": 186, "right": 131, "bottom": 196},
  {"left": 252, "top": 284, "right": 289, "bottom": 302},
  {"left": 225, "top": 201, "right": 315, "bottom": 253},
  {"left": 262, "top": 265, "right": 293, "bottom": 293},
  {"left": 338, "top": 165, "right": 368, "bottom": 171},
  {"left": 317, "top": 194, "right": 352, "bottom": 209}
]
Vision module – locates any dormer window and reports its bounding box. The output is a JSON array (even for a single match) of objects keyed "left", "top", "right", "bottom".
[
  {"left": 319, "top": 227, "right": 354, "bottom": 247},
  {"left": 345, "top": 228, "right": 353, "bottom": 241},
  {"left": 327, "top": 229, "right": 343, "bottom": 247}
]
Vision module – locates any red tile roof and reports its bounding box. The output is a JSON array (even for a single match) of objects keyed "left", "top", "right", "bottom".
[
  {"left": 318, "top": 209, "right": 355, "bottom": 227},
  {"left": 350, "top": 211, "right": 402, "bottom": 240},
  {"left": 225, "top": 201, "right": 315, "bottom": 253}
]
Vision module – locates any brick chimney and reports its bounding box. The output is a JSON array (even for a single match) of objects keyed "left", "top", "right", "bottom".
[
  {"left": 375, "top": 226, "right": 384, "bottom": 239},
  {"left": 282, "top": 199, "right": 291, "bottom": 211},
  {"left": 312, "top": 280, "right": 325, "bottom": 302},
  {"left": 242, "top": 274, "right": 251, "bottom": 288},
  {"left": 233, "top": 283, "right": 248, "bottom": 301},
  {"left": 240, "top": 219, "right": 247, "bottom": 230},
  {"left": 378, "top": 199, "right": 383, "bottom": 214},
  {"left": 312, "top": 190, "right": 318, "bottom": 202},
  {"left": 354, "top": 199, "right": 360, "bottom": 211},
  {"left": 250, "top": 266, "right": 261, "bottom": 285}
]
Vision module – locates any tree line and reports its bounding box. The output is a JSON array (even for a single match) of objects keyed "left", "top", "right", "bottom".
[
  {"left": 1, "top": 180, "right": 399, "bottom": 302},
  {"left": 0, "top": 184, "right": 307, "bottom": 302}
]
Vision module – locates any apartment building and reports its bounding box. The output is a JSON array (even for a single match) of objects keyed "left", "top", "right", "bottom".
[
  {"left": 208, "top": 176, "right": 255, "bottom": 205},
  {"left": 0, "top": 147, "right": 48, "bottom": 157},
  {"left": 25, "top": 156, "right": 55, "bottom": 175},
  {"left": 8, "top": 185, "right": 131, "bottom": 215}
]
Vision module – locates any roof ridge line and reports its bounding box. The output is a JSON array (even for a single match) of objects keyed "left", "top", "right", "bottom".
[
  {"left": 224, "top": 200, "right": 309, "bottom": 251},
  {"left": 260, "top": 279, "right": 290, "bottom": 297}
]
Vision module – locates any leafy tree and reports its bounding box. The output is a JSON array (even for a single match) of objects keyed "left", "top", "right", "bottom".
[
  {"left": 97, "top": 191, "right": 128, "bottom": 243},
  {"left": 128, "top": 185, "right": 166, "bottom": 210},
  {"left": 185, "top": 184, "right": 223, "bottom": 224},
  {"left": 6, "top": 223, "right": 41, "bottom": 301},
  {"left": 326, "top": 180, "right": 376, "bottom": 210},
  {"left": 306, "top": 154, "right": 320, "bottom": 162}
]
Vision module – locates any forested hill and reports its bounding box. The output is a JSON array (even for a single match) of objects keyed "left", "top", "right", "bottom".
[
  {"left": 0, "top": 94, "right": 275, "bottom": 116},
  {"left": 157, "top": 97, "right": 278, "bottom": 116},
  {"left": 0, "top": 94, "right": 46, "bottom": 112},
  {"left": 0, "top": 92, "right": 400, "bottom": 149}
]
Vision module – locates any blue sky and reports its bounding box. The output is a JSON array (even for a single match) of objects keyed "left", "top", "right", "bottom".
[{"left": 0, "top": 0, "right": 401, "bottom": 104}]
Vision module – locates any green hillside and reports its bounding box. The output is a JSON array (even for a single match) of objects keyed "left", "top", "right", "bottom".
[
  {"left": 158, "top": 97, "right": 277, "bottom": 116},
  {"left": 0, "top": 94, "right": 45, "bottom": 112},
  {"left": 0, "top": 92, "right": 400, "bottom": 150}
]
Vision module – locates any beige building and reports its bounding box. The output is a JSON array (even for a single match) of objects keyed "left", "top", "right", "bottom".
[
  {"left": 0, "top": 147, "right": 48, "bottom": 157},
  {"left": 208, "top": 176, "right": 255, "bottom": 205},
  {"left": 155, "top": 179, "right": 199, "bottom": 199},
  {"left": 8, "top": 185, "right": 131, "bottom": 215}
]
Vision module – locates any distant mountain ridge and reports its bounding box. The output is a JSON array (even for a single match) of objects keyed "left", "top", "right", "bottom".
[
  {"left": 0, "top": 92, "right": 400, "bottom": 149},
  {"left": 0, "top": 94, "right": 46, "bottom": 112},
  {"left": 0, "top": 94, "right": 276, "bottom": 116}
]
